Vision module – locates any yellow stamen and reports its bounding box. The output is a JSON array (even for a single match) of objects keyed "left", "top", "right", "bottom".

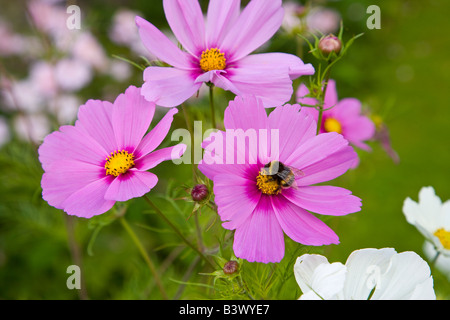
[
  {"left": 434, "top": 228, "right": 450, "bottom": 250},
  {"left": 324, "top": 117, "right": 342, "bottom": 134},
  {"left": 200, "top": 48, "right": 226, "bottom": 72},
  {"left": 256, "top": 172, "right": 281, "bottom": 195},
  {"left": 104, "top": 150, "right": 135, "bottom": 177}
]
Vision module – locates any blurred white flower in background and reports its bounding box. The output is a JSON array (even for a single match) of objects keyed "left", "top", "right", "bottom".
[
  {"left": 423, "top": 241, "right": 450, "bottom": 282},
  {"left": 403, "top": 186, "right": 450, "bottom": 257},
  {"left": 294, "top": 248, "right": 436, "bottom": 300}
]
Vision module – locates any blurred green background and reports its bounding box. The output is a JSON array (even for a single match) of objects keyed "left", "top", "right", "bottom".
[{"left": 0, "top": 0, "right": 449, "bottom": 299}]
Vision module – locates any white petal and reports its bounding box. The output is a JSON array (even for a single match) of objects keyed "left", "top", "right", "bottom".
[
  {"left": 310, "top": 262, "right": 347, "bottom": 299},
  {"left": 418, "top": 186, "right": 443, "bottom": 224},
  {"left": 371, "top": 251, "right": 435, "bottom": 300},
  {"left": 343, "top": 248, "right": 396, "bottom": 300},
  {"left": 294, "top": 254, "right": 346, "bottom": 300},
  {"left": 294, "top": 254, "right": 329, "bottom": 297}
]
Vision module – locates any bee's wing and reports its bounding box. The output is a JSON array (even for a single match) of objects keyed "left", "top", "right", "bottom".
[
  {"left": 289, "top": 179, "right": 299, "bottom": 190},
  {"left": 286, "top": 166, "right": 305, "bottom": 178}
]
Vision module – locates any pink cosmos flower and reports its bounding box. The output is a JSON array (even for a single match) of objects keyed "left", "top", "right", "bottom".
[
  {"left": 297, "top": 80, "right": 376, "bottom": 151},
  {"left": 198, "top": 95, "right": 361, "bottom": 263},
  {"left": 135, "top": 0, "right": 315, "bottom": 108},
  {"left": 38, "top": 86, "right": 186, "bottom": 218}
]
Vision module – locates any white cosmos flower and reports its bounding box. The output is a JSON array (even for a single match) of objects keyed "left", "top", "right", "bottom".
[
  {"left": 403, "top": 186, "right": 450, "bottom": 257},
  {"left": 294, "top": 248, "right": 436, "bottom": 300}
]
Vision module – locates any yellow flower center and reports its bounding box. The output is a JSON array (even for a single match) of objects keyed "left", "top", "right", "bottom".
[
  {"left": 434, "top": 228, "right": 450, "bottom": 250},
  {"left": 104, "top": 150, "right": 135, "bottom": 177},
  {"left": 324, "top": 117, "right": 342, "bottom": 134},
  {"left": 200, "top": 48, "right": 226, "bottom": 72},
  {"left": 256, "top": 172, "right": 281, "bottom": 195}
]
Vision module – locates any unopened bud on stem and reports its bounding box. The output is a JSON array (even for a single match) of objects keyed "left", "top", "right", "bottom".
[
  {"left": 191, "top": 184, "right": 209, "bottom": 202},
  {"left": 319, "top": 34, "right": 342, "bottom": 56},
  {"left": 223, "top": 260, "right": 239, "bottom": 275}
]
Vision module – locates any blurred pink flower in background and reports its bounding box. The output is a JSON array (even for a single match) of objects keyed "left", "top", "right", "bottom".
[
  {"left": 0, "top": 19, "right": 25, "bottom": 56},
  {"left": 14, "top": 113, "right": 50, "bottom": 144},
  {"left": 72, "top": 32, "right": 109, "bottom": 72},
  {"left": 109, "top": 8, "right": 155, "bottom": 59},
  {"left": 29, "top": 61, "right": 58, "bottom": 98},
  {"left": 281, "top": 2, "right": 341, "bottom": 36},
  {"left": 48, "top": 94, "right": 81, "bottom": 124},
  {"left": 27, "top": 0, "right": 67, "bottom": 38},
  {"left": 306, "top": 7, "right": 341, "bottom": 35},
  {"left": 297, "top": 80, "right": 376, "bottom": 153},
  {"left": 54, "top": 58, "right": 93, "bottom": 92}
]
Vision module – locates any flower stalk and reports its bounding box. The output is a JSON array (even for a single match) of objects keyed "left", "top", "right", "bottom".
[
  {"left": 144, "top": 195, "right": 215, "bottom": 269},
  {"left": 119, "top": 215, "right": 168, "bottom": 299}
]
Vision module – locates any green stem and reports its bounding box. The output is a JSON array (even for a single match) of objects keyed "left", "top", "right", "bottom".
[
  {"left": 431, "top": 251, "right": 441, "bottom": 265},
  {"left": 209, "top": 84, "right": 217, "bottom": 129},
  {"left": 181, "top": 103, "right": 198, "bottom": 182},
  {"left": 119, "top": 216, "right": 168, "bottom": 300},
  {"left": 316, "top": 63, "right": 332, "bottom": 135},
  {"left": 144, "top": 195, "right": 215, "bottom": 269}
]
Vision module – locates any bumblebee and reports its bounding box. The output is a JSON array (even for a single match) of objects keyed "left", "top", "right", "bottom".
[{"left": 260, "top": 160, "right": 304, "bottom": 190}]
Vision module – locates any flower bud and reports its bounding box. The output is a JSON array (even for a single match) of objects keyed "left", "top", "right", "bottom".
[
  {"left": 191, "top": 184, "right": 209, "bottom": 202},
  {"left": 223, "top": 260, "right": 239, "bottom": 275},
  {"left": 319, "top": 34, "right": 342, "bottom": 56}
]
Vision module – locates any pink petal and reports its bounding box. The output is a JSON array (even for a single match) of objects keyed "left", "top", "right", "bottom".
[
  {"left": 135, "top": 16, "right": 193, "bottom": 69},
  {"left": 343, "top": 116, "right": 376, "bottom": 151},
  {"left": 76, "top": 99, "right": 117, "bottom": 153},
  {"left": 233, "top": 195, "right": 285, "bottom": 263},
  {"left": 198, "top": 130, "right": 260, "bottom": 179},
  {"left": 212, "top": 173, "right": 261, "bottom": 230},
  {"left": 272, "top": 195, "right": 339, "bottom": 246},
  {"left": 323, "top": 79, "right": 338, "bottom": 109},
  {"left": 285, "top": 132, "right": 357, "bottom": 186},
  {"left": 39, "top": 125, "right": 107, "bottom": 170},
  {"left": 112, "top": 86, "right": 155, "bottom": 151},
  {"left": 221, "top": 0, "right": 284, "bottom": 62},
  {"left": 333, "top": 98, "right": 361, "bottom": 118},
  {"left": 195, "top": 70, "right": 239, "bottom": 93},
  {"left": 268, "top": 104, "right": 316, "bottom": 161},
  {"left": 225, "top": 67, "right": 293, "bottom": 108},
  {"left": 206, "top": 0, "right": 241, "bottom": 48},
  {"left": 135, "top": 144, "right": 187, "bottom": 171},
  {"left": 282, "top": 185, "right": 361, "bottom": 216},
  {"left": 142, "top": 67, "right": 202, "bottom": 107},
  {"left": 41, "top": 160, "right": 105, "bottom": 210},
  {"left": 224, "top": 95, "right": 268, "bottom": 131},
  {"left": 104, "top": 170, "right": 158, "bottom": 201},
  {"left": 235, "top": 53, "right": 314, "bottom": 80},
  {"left": 61, "top": 176, "right": 116, "bottom": 218},
  {"left": 163, "top": 0, "right": 205, "bottom": 56},
  {"left": 135, "top": 108, "right": 178, "bottom": 157}
]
